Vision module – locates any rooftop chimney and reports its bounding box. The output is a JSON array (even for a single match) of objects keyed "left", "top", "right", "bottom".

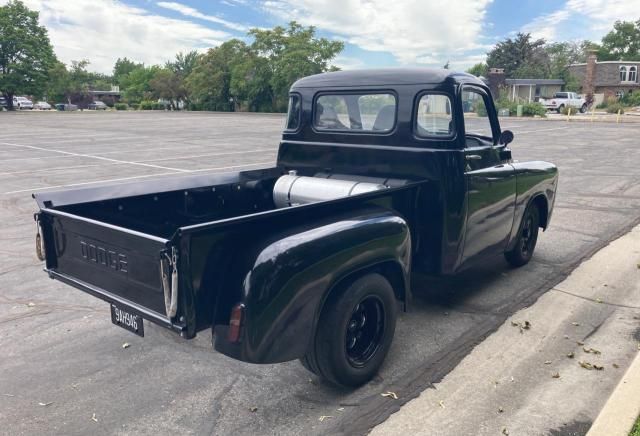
[
  {"left": 487, "top": 68, "right": 506, "bottom": 99},
  {"left": 584, "top": 50, "right": 598, "bottom": 97}
]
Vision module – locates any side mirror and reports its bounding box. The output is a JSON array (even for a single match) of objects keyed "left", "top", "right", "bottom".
[{"left": 499, "top": 130, "right": 514, "bottom": 146}]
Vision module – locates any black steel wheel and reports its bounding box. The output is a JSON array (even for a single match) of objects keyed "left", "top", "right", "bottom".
[
  {"left": 345, "top": 296, "right": 385, "bottom": 368},
  {"left": 300, "top": 273, "right": 397, "bottom": 387},
  {"left": 505, "top": 204, "right": 540, "bottom": 267}
]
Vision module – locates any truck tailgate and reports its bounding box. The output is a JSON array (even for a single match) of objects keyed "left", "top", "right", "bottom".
[{"left": 39, "top": 209, "right": 173, "bottom": 324}]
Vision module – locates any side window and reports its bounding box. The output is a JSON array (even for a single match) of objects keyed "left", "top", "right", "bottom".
[
  {"left": 461, "top": 89, "right": 494, "bottom": 142},
  {"left": 285, "top": 94, "right": 301, "bottom": 130},
  {"left": 415, "top": 94, "right": 453, "bottom": 137}
]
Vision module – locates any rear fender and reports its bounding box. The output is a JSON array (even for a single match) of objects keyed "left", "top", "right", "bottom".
[{"left": 214, "top": 206, "right": 411, "bottom": 364}]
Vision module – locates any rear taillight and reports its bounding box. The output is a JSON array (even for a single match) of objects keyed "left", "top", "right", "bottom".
[{"left": 228, "top": 303, "right": 245, "bottom": 343}]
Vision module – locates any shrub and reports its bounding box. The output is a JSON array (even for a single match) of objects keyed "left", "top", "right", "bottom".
[
  {"left": 559, "top": 105, "right": 572, "bottom": 115},
  {"left": 522, "top": 102, "right": 546, "bottom": 117},
  {"left": 114, "top": 103, "right": 128, "bottom": 111},
  {"left": 605, "top": 96, "right": 618, "bottom": 106},
  {"left": 595, "top": 102, "right": 607, "bottom": 109},
  {"left": 474, "top": 100, "right": 488, "bottom": 117},
  {"left": 494, "top": 97, "right": 517, "bottom": 115},
  {"left": 606, "top": 103, "right": 624, "bottom": 114},
  {"left": 130, "top": 103, "right": 140, "bottom": 110},
  {"left": 140, "top": 101, "right": 154, "bottom": 110},
  {"left": 621, "top": 92, "right": 640, "bottom": 107}
]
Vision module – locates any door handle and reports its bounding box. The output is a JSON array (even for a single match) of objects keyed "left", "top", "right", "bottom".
[{"left": 466, "top": 154, "right": 482, "bottom": 161}]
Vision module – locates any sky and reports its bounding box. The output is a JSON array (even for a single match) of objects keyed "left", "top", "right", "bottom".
[{"left": 4, "top": 0, "right": 639, "bottom": 74}]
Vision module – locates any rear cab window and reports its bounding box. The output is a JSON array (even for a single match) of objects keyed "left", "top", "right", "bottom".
[
  {"left": 285, "top": 94, "right": 301, "bottom": 130},
  {"left": 314, "top": 93, "right": 396, "bottom": 132},
  {"left": 415, "top": 93, "right": 454, "bottom": 137}
]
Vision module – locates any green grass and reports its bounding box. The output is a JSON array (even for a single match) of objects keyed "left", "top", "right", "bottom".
[{"left": 630, "top": 415, "right": 640, "bottom": 436}]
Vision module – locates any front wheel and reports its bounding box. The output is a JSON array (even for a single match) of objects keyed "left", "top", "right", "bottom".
[
  {"left": 505, "top": 204, "right": 540, "bottom": 267},
  {"left": 300, "top": 273, "right": 397, "bottom": 387}
]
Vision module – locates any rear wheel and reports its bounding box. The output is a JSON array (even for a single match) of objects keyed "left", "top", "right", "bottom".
[
  {"left": 505, "top": 204, "right": 540, "bottom": 267},
  {"left": 300, "top": 273, "right": 397, "bottom": 387},
  {"left": 580, "top": 104, "right": 587, "bottom": 113}
]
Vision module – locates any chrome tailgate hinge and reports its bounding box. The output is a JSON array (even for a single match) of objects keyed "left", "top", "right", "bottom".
[{"left": 160, "top": 246, "right": 179, "bottom": 319}]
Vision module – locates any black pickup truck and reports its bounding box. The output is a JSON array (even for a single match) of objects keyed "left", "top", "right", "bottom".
[{"left": 33, "top": 68, "right": 557, "bottom": 387}]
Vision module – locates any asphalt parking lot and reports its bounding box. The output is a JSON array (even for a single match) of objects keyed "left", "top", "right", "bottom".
[{"left": 1, "top": 111, "right": 639, "bottom": 436}]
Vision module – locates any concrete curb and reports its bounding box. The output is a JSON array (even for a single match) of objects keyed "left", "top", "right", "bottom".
[{"left": 587, "top": 348, "right": 640, "bottom": 436}]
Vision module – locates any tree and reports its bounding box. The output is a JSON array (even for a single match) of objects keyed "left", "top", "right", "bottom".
[
  {"left": 466, "top": 63, "right": 488, "bottom": 77},
  {"left": 45, "top": 60, "right": 70, "bottom": 103},
  {"left": 249, "top": 22, "right": 343, "bottom": 111},
  {"left": 0, "top": 0, "right": 55, "bottom": 109},
  {"left": 230, "top": 53, "right": 273, "bottom": 111},
  {"left": 598, "top": 20, "right": 640, "bottom": 61},
  {"left": 113, "top": 57, "right": 142, "bottom": 86},
  {"left": 186, "top": 39, "right": 249, "bottom": 111},
  {"left": 163, "top": 51, "right": 200, "bottom": 107},
  {"left": 120, "top": 65, "right": 160, "bottom": 103},
  {"left": 486, "top": 33, "right": 546, "bottom": 78},
  {"left": 150, "top": 68, "right": 185, "bottom": 109},
  {"left": 167, "top": 51, "right": 199, "bottom": 77}
]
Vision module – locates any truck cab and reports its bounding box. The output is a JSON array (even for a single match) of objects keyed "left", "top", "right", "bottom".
[{"left": 33, "top": 68, "right": 557, "bottom": 387}]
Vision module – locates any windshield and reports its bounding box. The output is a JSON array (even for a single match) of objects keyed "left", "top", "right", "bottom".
[{"left": 553, "top": 93, "right": 568, "bottom": 98}]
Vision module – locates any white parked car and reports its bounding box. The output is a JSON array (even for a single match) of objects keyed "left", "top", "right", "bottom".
[
  {"left": 13, "top": 96, "right": 34, "bottom": 110},
  {"left": 539, "top": 92, "right": 587, "bottom": 113},
  {"left": 34, "top": 101, "right": 52, "bottom": 110}
]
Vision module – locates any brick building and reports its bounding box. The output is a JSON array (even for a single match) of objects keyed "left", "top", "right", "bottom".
[{"left": 568, "top": 51, "right": 639, "bottom": 103}]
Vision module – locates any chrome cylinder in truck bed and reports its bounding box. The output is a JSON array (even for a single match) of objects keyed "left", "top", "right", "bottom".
[{"left": 273, "top": 172, "right": 387, "bottom": 208}]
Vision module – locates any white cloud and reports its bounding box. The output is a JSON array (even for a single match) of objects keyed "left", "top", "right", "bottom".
[
  {"left": 1, "top": 0, "right": 232, "bottom": 74},
  {"left": 521, "top": 9, "right": 571, "bottom": 41},
  {"left": 157, "top": 1, "right": 247, "bottom": 32},
  {"left": 261, "top": 0, "right": 494, "bottom": 65},
  {"left": 221, "top": 0, "right": 248, "bottom": 5},
  {"left": 522, "top": 0, "right": 640, "bottom": 42},
  {"left": 332, "top": 56, "right": 367, "bottom": 70}
]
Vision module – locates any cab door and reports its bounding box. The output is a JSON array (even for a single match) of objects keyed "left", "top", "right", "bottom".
[{"left": 461, "top": 86, "right": 516, "bottom": 262}]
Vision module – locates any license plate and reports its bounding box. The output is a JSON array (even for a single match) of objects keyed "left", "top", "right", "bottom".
[{"left": 110, "top": 304, "right": 144, "bottom": 337}]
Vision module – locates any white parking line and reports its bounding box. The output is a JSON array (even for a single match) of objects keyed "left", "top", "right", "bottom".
[
  {"left": 0, "top": 138, "right": 273, "bottom": 163},
  {"left": 0, "top": 148, "right": 277, "bottom": 176},
  {"left": 0, "top": 141, "right": 189, "bottom": 173},
  {"left": 3, "top": 161, "right": 274, "bottom": 195},
  {"left": 0, "top": 131, "right": 139, "bottom": 141},
  {"left": 515, "top": 126, "right": 570, "bottom": 134},
  {"left": 140, "top": 148, "right": 276, "bottom": 163}
]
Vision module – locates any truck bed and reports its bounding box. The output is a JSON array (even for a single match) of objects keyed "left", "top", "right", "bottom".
[{"left": 35, "top": 167, "right": 430, "bottom": 337}]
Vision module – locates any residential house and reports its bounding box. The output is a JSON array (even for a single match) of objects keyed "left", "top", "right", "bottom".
[
  {"left": 568, "top": 51, "right": 639, "bottom": 104},
  {"left": 504, "top": 79, "right": 565, "bottom": 102},
  {"left": 483, "top": 68, "right": 564, "bottom": 103}
]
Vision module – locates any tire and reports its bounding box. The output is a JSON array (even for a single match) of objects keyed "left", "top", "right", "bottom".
[
  {"left": 580, "top": 104, "right": 587, "bottom": 113},
  {"left": 301, "top": 273, "right": 397, "bottom": 387},
  {"left": 557, "top": 105, "right": 564, "bottom": 113},
  {"left": 505, "top": 204, "right": 540, "bottom": 267}
]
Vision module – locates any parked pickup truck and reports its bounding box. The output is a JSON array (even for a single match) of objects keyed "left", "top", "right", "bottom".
[
  {"left": 539, "top": 92, "right": 587, "bottom": 113},
  {"left": 33, "top": 68, "right": 558, "bottom": 387}
]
